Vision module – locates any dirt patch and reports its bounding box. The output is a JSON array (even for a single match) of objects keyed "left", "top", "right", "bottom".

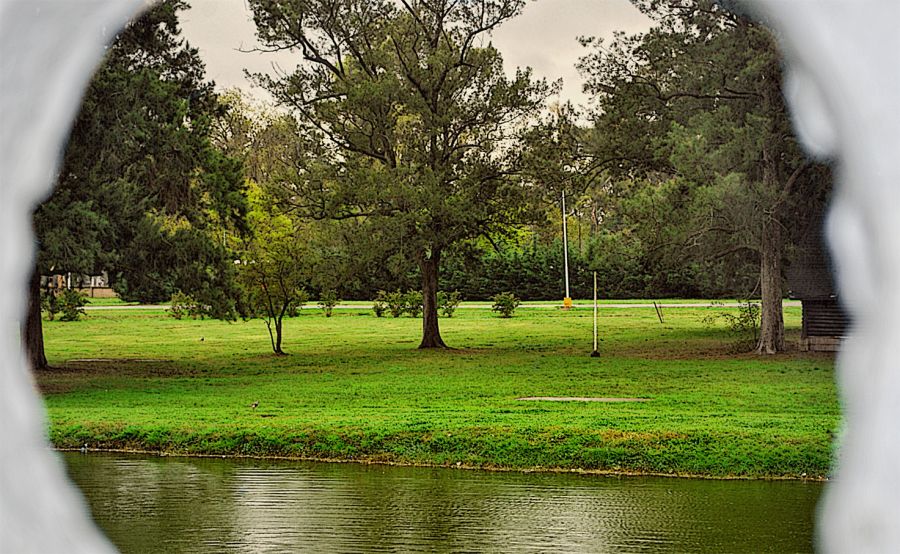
[
  {"left": 36, "top": 358, "right": 179, "bottom": 395},
  {"left": 606, "top": 338, "right": 838, "bottom": 362},
  {"left": 38, "top": 358, "right": 177, "bottom": 379},
  {"left": 61, "top": 358, "right": 174, "bottom": 373},
  {"left": 67, "top": 358, "right": 172, "bottom": 364}
]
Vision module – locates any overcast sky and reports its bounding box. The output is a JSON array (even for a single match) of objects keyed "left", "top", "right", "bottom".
[{"left": 179, "top": 0, "right": 651, "bottom": 106}]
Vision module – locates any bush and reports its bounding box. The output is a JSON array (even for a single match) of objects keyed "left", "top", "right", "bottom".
[
  {"left": 41, "top": 289, "right": 60, "bottom": 321},
  {"left": 58, "top": 289, "right": 88, "bottom": 321},
  {"left": 491, "top": 292, "right": 520, "bottom": 318},
  {"left": 437, "top": 290, "right": 462, "bottom": 318},
  {"left": 383, "top": 291, "right": 406, "bottom": 318},
  {"left": 372, "top": 291, "right": 388, "bottom": 318},
  {"left": 702, "top": 300, "right": 760, "bottom": 352},
  {"left": 375, "top": 289, "right": 426, "bottom": 318},
  {"left": 403, "top": 290, "right": 423, "bottom": 317},
  {"left": 287, "top": 288, "right": 310, "bottom": 318},
  {"left": 319, "top": 289, "right": 340, "bottom": 317},
  {"left": 169, "top": 291, "right": 204, "bottom": 320}
]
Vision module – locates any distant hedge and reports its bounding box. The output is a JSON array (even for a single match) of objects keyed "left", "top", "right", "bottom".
[{"left": 315, "top": 238, "right": 759, "bottom": 302}]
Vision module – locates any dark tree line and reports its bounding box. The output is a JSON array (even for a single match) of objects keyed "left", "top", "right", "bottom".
[
  {"left": 27, "top": 0, "right": 246, "bottom": 370},
  {"left": 575, "top": 0, "right": 831, "bottom": 353}
]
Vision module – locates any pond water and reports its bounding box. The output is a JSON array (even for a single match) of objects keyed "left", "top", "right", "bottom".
[{"left": 63, "top": 452, "right": 822, "bottom": 553}]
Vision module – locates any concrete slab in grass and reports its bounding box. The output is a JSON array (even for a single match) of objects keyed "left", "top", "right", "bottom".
[{"left": 516, "top": 397, "right": 650, "bottom": 403}]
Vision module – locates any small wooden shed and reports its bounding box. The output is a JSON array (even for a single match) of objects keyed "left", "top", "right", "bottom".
[{"left": 786, "top": 224, "right": 850, "bottom": 352}]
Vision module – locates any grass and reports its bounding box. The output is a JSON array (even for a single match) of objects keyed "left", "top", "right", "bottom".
[
  {"left": 81, "top": 296, "right": 138, "bottom": 306},
  {"left": 37, "top": 304, "right": 839, "bottom": 479}
]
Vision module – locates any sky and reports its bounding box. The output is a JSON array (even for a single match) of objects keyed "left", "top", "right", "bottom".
[{"left": 179, "top": 0, "right": 652, "bottom": 107}]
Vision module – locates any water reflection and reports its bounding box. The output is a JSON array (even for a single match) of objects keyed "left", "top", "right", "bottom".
[{"left": 64, "top": 452, "right": 821, "bottom": 553}]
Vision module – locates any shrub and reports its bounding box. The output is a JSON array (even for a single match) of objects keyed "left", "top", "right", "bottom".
[
  {"left": 319, "top": 289, "right": 340, "bottom": 317},
  {"left": 287, "top": 288, "right": 310, "bottom": 318},
  {"left": 372, "top": 291, "right": 388, "bottom": 317},
  {"left": 169, "top": 291, "right": 204, "bottom": 320},
  {"left": 437, "top": 290, "right": 462, "bottom": 318},
  {"left": 384, "top": 291, "right": 406, "bottom": 318},
  {"left": 58, "top": 289, "right": 88, "bottom": 321},
  {"left": 491, "top": 291, "right": 520, "bottom": 318},
  {"left": 403, "top": 290, "right": 423, "bottom": 317},
  {"left": 40, "top": 289, "right": 60, "bottom": 321},
  {"left": 702, "top": 300, "right": 760, "bottom": 352}
]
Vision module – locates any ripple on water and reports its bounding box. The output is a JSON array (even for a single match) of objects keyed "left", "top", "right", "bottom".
[{"left": 64, "top": 453, "right": 821, "bottom": 553}]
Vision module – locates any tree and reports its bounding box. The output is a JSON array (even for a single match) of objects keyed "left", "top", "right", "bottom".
[
  {"left": 27, "top": 0, "right": 246, "bottom": 370},
  {"left": 577, "top": 0, "right": 830, "bottom": 353},
  {"left": 216, "top": 97, "right": 353, "bottom": 353},
  {"left": 247, "top": 0, "right": 549, "bottom": 348},
  {"left": 237, "top": 183, "right": 314, "bottom": 355}
]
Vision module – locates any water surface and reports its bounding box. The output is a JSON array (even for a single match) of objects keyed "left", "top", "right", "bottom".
[{"left": 64, "top": 452, "right": 822, "bottom": 553}]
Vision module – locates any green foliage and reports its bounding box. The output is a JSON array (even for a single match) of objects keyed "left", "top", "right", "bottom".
[
  {"left": 237, "top": 183, "right": 315, "bottom": 354},
  {"left": 437, "top": 291, "right": 462, "bottom": 318},
  {"left": 402, "top": 290, "right": 423, "bottom": 318},
  {"left": 372, "top": 291, "right": 388, "bottom": 318},
  {"left": 19, "top": 0, "right": 245, "bottom": 372},
  {"left": 33, "top": 0, "right": 246, "bottom": 313},
  {"left": 243, "top": 222, "right": 759, "bottom": 304},
  {"left": 115, "top": 216, "right": 241, "bottom": 319},
  {"left": 491, "top": 292, "right": 520, "bottom": 318},
  {"left": 287, "top": 289, "right": 310, "bottom": 318},
  {"left": 438, "top": 237, "right": 745, "bottom": 302},
  {"left": 41, "top": 289, "right": 60, "bottom": 321},
  {"left": 382, "top": 291, "right": 406, "bottom": 318},
  {"left": 248, "top": 0, "right": 550, "bottom": 346},
  {"left": 169, "top": 291, "right": 204, "bottom": 320},
  {"left": 57, "top": 289, "right": 88, "bottom": 322},
  {"left": 441, "top": 243, "right": 572, "bottom": 301},
  {"left": 703, "top": 301, "right": 761, "bottom": 352},
  {"left": 573, "top": 1, "right": 833, "bottom": 352},
  {"left": 318, "top": 290, "right": 340, "bottom": 317},
  {"left": 374, "top": 289, "right": 425, "bottom": 317}
]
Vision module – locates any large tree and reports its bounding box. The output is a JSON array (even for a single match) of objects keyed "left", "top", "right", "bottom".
[
  {"left": 27, "top": 0, "right": 246, "bottom": 370},
  {"left": 578, "top": 0, "right": 830, "bottom": 353},
  {"left": 247, "top": 0, "right": 549, "bottom": 348}
]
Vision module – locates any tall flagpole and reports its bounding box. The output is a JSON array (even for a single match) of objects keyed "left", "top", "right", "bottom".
[
  {"left": 562, "top": 190, "right": 572, "bottom": 309},
  {"left": 591, "top": 271, "right": 600, "bottom": 357}
]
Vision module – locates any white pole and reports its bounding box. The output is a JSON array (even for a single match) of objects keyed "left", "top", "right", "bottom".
[
  {"left": 591, "top": 271, "right": 600, "bottom": 357},
  {"left": 561, "top": 190, "right": 571, "bottom": 304},
  {"left": 593, "top": 271, "right": 598, "bottom": 351}
]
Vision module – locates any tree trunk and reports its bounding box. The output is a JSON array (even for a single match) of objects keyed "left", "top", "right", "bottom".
[
  {"left": 25, "top": 266, "right": 49, "bottom": 371},
  {"left": 265, "top": 316, "right": 286, "bottom": 355},
  {"left": 274, "top": 315, "right": 284, "bottom": 355},
  {"left": 757, "top": 218, "right": 785, "bottom": 354},
  {"left": 264, "top": 319, "right": 277, "bottom": 353},
  {"left": 419, "top": 248, "right": 446, "bottom": 349}
]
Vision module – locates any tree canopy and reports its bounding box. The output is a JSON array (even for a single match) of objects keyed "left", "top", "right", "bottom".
[
  {"left": 27, "top": 0, "right": 247, "bottom": 369},
  {"left": 247, "top": 0, "right": 551, "bottom": 348},
  {"left": 576, "top": 0, "right": 831, "bottom": 353}
]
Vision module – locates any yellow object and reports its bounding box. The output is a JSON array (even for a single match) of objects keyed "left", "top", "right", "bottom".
[{"left": 563, "top": 297, "right": 573, "bottom": 309}]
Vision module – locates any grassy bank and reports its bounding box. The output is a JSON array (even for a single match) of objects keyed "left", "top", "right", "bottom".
[{"left": 37, "top": 304, "right": 839, "bottom": 478}]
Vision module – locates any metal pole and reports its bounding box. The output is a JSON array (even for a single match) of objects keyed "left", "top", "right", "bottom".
[
  {"left": 562, "top": 190, "right": 571, "bottom": 308},
  {"left": 593, "top": 272, "right": 597, "bottom": 350},
  {"left": 591, "top": 271, "right": 600, "bottom": 357}
]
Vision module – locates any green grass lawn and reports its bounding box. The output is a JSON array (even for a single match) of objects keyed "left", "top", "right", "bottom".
[
  {"left": 37, "top": 304, "right": 839, "bottom": 478},
  {"left": 80, "top": 296, "right": 140, "bottom": 306}
]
